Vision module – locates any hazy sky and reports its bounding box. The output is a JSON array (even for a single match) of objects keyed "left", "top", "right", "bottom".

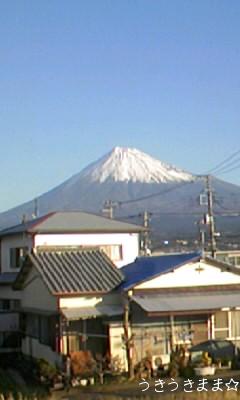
[{"left": 1, "top": 1, "right": 240, "bottom": 212}]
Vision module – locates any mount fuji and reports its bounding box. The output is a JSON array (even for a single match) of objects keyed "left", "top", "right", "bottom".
[
  {"left": 78, "top": 147, "right": 194, "bottom": 184},
  {"left": 1, "top": 147, "right": 240, "bottom": 240}
]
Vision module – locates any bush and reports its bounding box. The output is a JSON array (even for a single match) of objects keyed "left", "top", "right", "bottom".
[
  {"left": 36, "top": 359, "right": 57, "bottom": 381},
  {"left": 70, "top": 351, "right": 96, "bottom": 378}
]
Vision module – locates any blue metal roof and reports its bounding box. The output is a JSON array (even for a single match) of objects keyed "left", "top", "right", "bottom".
[{"left": 119, "top": 252, "right": 201, "bottom": 291}]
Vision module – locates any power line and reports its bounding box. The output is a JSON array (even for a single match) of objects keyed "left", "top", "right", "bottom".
[
  {"left": 206, "top": 149, "right": 240, "bottom": 175},
  {"left": 118, "top": 179, "right": 195, "bottom": 206},
  {"left": 102, "top": 149, "right": 240, "bottom": 223},
  {"left": 210, "top": 157, "right": 240, "bottom": 175},
  {"left": 214, "top": 161, "right": 240, "bottom": 177},
  {"left": 118, "top": 210, "right": 240, "bottom": 219}
]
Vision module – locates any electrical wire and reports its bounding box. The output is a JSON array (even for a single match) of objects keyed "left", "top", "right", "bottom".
[
  {"left": 214, "top": 161, "right": 240, "bottom": 177},
  {"left": 210, "top": 157, "right": 240, "bottom": 175},
  {"left": 205, "top": 149, "right": 240, "bottom": 175},
  {"left": 118, "top": 179, "right": 195, "bottom": 205}
]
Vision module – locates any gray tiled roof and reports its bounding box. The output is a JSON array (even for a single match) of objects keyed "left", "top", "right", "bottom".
[
  {"left": 15, "top": 250, "right": 124, "bottom": 294},
  {"left": 0, "top": 211, "right": 145, "bottom": 236}
]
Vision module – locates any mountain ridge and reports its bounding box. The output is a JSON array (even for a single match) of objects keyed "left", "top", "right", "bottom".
[{"left": 0, "top": 147, "right": 240, "bottom": 239}]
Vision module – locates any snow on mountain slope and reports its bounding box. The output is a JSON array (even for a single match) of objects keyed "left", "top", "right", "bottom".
[{"left": 78, "top": 147, "right": 194, "bottom": 183}]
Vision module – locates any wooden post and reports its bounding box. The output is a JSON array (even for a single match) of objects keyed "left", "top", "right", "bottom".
[
  {"left": 170, "top": 314, "right": 175, "bottom": 351},
  {"left": 66, "top": 320, "right": 70, "bottom": 355},
  {"left": 123, "top": 299, "right": 134, "bottom": 379}
]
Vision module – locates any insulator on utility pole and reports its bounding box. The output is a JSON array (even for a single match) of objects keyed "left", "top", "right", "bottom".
[{"left": 205, "top": 175, "right": 217, "bottom": 258}]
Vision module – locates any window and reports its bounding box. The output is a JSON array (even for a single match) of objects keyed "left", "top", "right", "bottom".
[
  {"left": 99, "top": 245, "right": 123, "bottom": 262},
  {"left": 214, "top": 311, "right": 229, "bottom": 339},
  {"left": 26, "top": 314, "right": 39, "bottom": 337},
  {"left": 0, "top": 299, "right": 20, "bottom": 311},
  {"left": 10, "top": 247, "right": 28, "bottom": 269},
  {"left": 39, "top": 316, "right": 51, "bottom": 345},
  {"left": 0, "top": 300, "right": 10, "bottom": 310},
  {"left": 231, "top": 311, "right": 240, "bottom": 338}
]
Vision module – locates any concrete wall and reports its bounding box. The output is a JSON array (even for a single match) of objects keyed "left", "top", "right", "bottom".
[
  {"left": 34, "top": 233, "right": 139, "bottom": 268},
  {"left": 1, "top": 234, "right": 33, "bottom": 273}
]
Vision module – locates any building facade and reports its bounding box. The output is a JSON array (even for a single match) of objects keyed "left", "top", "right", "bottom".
[{"left": 0, "top": 211, "right": 144, "bottom": 355}]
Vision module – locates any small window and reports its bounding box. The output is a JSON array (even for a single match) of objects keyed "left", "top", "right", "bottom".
[
  {"left": 39, "top": 316, "right": 51, "bottom": 345},
  {"left": 0, "top": 299, "right": 20, "bottom": 311},
  {"left": 236, "top": 257, "right": 240, "bottom": 266},
  {"left": 26, "top": 314, "right": 39, "bottom": 337},
  {"left": 214, "top": 311, "right": 229, "bottom": 339},
  {"left": 0, "top": 299, "right": 10, "bottom": 310},
  {"left": 100, "top": 245, "right": 123, "bottom": 262},
  {"left": 215, "top": 311, "right": 228, "bottom": 329},
  {"left": 10, "top": 247, "right": 28, "bottom": 269}
]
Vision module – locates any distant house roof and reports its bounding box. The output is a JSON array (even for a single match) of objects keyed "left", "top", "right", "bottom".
[
  {"left": 0, "top": 211, "right": 145, "bottom": 237},
  {"left": 0, "top": 273, "right": 18, "bottom": 285},
  {"left": 119, "top": 252, "right": 201, "bottom": 291},
  {"left": 14, "top": 250, "right": 124, "bottom": 295}
]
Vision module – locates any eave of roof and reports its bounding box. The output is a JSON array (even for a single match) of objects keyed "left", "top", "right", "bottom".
[{"left": 132, "top": 290, "right": 240, "bottom": 315}]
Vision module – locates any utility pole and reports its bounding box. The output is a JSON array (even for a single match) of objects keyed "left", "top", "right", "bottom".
[
  {"left": 206, "top": 175, "right": 217, "bottom": 258},
  {"left": 32, "top": 198, "right": 38, "bottom": 219},
  {"left": 102, "top": 200, "right": 117, "bottom": 219},
  {"left": 199, "top": 226, "right": 206, "bottom": 256},
  {"left": 123, "top": 296, "right": 134, "bottom": 379},
  {"left": 142, "top": 211, "right": 151, "bottom": 255}
]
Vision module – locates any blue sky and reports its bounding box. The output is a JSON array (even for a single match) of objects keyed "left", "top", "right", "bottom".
[{"left": 1, "top": 1, "right": 240, "bottom": 212}]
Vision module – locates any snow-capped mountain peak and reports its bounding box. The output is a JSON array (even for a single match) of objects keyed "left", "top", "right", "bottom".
[{"left": 79, "top": 146, "right": 194, "bottom": 183}]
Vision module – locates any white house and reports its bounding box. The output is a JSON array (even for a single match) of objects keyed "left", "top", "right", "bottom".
[
  {"left": 13, "top": 249, "right": 124, "bottom": 365},
  {"left": 113, "top": 252, "right": 240, "bottom": 368},
  {"left": 0, "top": 211, "right": 145, "bottom": 355},
  {"left": 12, "top": 249, "right": 240, "bottom": 370}
]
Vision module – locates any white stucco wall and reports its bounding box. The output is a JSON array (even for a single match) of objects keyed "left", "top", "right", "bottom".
[
  {"left": 1, "top": 234, "right": 33, "bottom": 273},
  {"left": 59, "top": 293, "right": 122, "bottom": 312},
  {"left": 59, "top": 296, "right": 102, "bottom": 309},
  {"left": 109, "top": 323, "right": 128, "bottom": 371},
  {"left": 34, "top": 233, "right": 139, "bottom": 268},
  {"left": 21, "top": 268, "right": 57, "bottom": 311},
  {"left": 135, "top": 260, "right": 240, "bottom": 289},
  {"left": 22, "top": 337, "right": 62, "bottom": 366}
]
